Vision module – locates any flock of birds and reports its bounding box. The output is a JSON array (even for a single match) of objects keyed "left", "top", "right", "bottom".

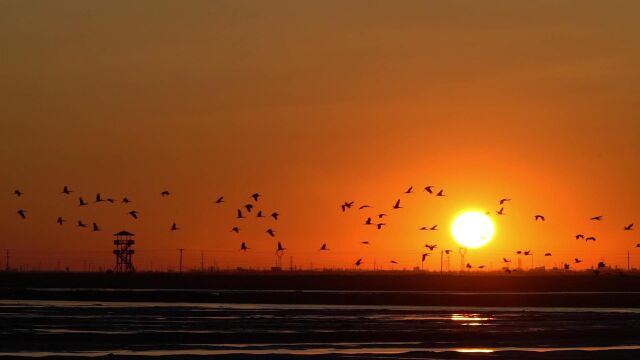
[{"left": 9, "top": 184, "right": 640, "bottom": 272}]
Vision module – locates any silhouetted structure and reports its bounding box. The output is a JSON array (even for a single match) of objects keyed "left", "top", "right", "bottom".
[{"left": 113, "top": 231, "right": 135, "bottom": 273}]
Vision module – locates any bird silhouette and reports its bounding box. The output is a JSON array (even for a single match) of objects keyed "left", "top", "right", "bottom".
[
  {"left": 244, "top": 204, "right": 254, "bottom": 213},
  {"left": 161, "top": 190, "right": 170, "bottom": 197},
  {"left": 576, "top": 234, "right": 585, "bottom": 240},
  {"left": 251, "top": 193, "right": 261, "bottom": 202},
  {"left": 128, "top": 211, "right": 139, "bottom": 220},
  {"left": 106, "top": 198, "right": 115, "bottom": 203},
  {"left": 16, "top": 210, "right": 26, "bottom": 219},
  {"left": 61, "top": 186, "right": 72, "bottom": 195},
  {"left": 56, "top": 217, "right": 65, "bottom": 225},
  {"left": 597, "top": 261, "right": 606, "bottom": 269},
  {"left": 171, "top": 223, "right": 179, "bottom": 231},
  {"left": 437, "top": 189, "right": 446, "bottom": 197},
  {"left": 534, "top": 215, "right": 545, "bottom": 221},
  {"left": 390, "top": 260, "right": 398, "bottom": 264},
  {"left": 516, "top": 250, "right": 522, "bottom": 255},
  {"left": 421, "top": 253, "right": 430, "bottom": 262},
  {"left": 359, "top": 205, "right": 372, "bottom": 210},
  {"left": 419, "top": 226, "right": 429, "bottom": 231},
  {"left": 365, "top": 217, "right": 373, "bottom": 225},
  {"left": 231, "top": 226, "right": 240, "bottom": 233},
  {"left": 320, "top": 243, "right": 329, "bottom": 251},
  {"left": 77, "top": 220, "right": 87, "bottom": 228},
  {"left": 276, "top": 242, "right": 286, "bottom": 252},
  {"left": 360, "top": 241, "right": 370, "bottom": 245},
  {"left": 392, "top": 199, "right": 402, "bottom": 209},
  {"left": 92, "top": 223, "right": 100, "bottom": 232},
  {"left": 271, "top": 212, "right": 280, "bottom": 220},
  {"left": 574, "top": 258, "right": 583, "bottom": 264},
  {"left": 95, "top": 193, "right": 104, "bottom": 203},
  {"left": 122, "top": 197, "right": 131, "bottom": 204},
  {"left": 78, "top": 197, "right": 88, "bottom": 206},
  {"left": 240, "top": 242, "right": 249, "bottom": 251},
  {"left": 624, "top": 223, "right": 634, "bottom": 231},
  {"left": 424, "top": 186, "right": 434, "bottom": 194},
  {"left": 341, "top": 201, "right": 354, "bottom": 212},
  {"left": 425, "top": 244, "right": 437, "bottom": 251},
  {"left": 429, "top": 225, "right": 438, "bottom": 230},
  {"left": 504, "top": 268, "right": 512, "bottom": 274},
  {"left": 503, "top": 258, "right": 511, "bottom": 263},
  {"left": 636, "top": 243, "right": 640, "bottom": 248},
  {"left": 256, "top": 211, "right": 265, "bottom": 218},
  {"left": 266, "top": 228, "right": 276, "bottom": 237},
  {"left": 378, "top": 213, "right": 387, "bottom": 218},
  {"left": 237, "top": 210, "right": 245, "bottom": 219},
  {"left": 215, "top": 196, "right": 224, "bottom": 204},
  {"left": 591, "top": 215, "right": 603, "bottom": 221},
  {"left": 376, "top": 223, "right": 386, "bottom": 230},
  {"left": 564, "top": 264, "right": 570, "bottom": 270},
  {"left": 405, "top": 186, "right": 413, "bottom": 194},
  {"left": 585, "top": 236, "right": 596, "bottom": 242},
  {"left": 13, "top": 190, "right": 22, "bottom": 197},
  {"left": 545, "top": 252, "right": 552, "bottom": 256},
  {"left": 499, "top": 198, "right": 511, "bottom": 205},
  {"left": 355, "top": 258, "right": 363, "bottom": 267},
  {"left": 478, "top": 265, "right": 486, "bottom": 269},
  {"left": 496, "top": 208, "right": 505, "bottom": 215},
  {"left": 444, "top": 250, "right": 452, "bottom": 255},
  {"left": 524, "top": 250, "right": 532, "bottom": 256},
  {"left": 466, "top": 263, "right": 472, "bottom": 269}
]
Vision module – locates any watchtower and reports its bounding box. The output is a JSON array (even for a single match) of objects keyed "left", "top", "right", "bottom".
[{"left": 113, "top": 230, "right": 135, "bottom": 272}]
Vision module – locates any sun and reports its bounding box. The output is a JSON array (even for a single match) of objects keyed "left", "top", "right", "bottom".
[{"left": 451, "top": 211, "right": 495, "bottom": 248}]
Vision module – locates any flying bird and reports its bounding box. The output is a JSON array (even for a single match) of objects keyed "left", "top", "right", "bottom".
[
  {"left": 478, "top": 265, "right": 486, "bottom": 269},
  {"left": 95, "top": 193, "right": 104, "bottom": 203},
  {"left": 360, "top": 241, "right": 370, "bottom": 245},
  {"left": 77, "top": 220, "right": 87, "bottom": 228},
  {"left": 271, "top": 212, "right": 280, "bottom": 220},
  {"left": 421, "top": 253, "right": 430, "bottom": 262},
  {"left": 106, "top": 198, "right": 115, "bottom": 203},
  {"left": 251, "top": 193, "right": 261, "bottom": 202},
  {"left": 56, "top": 217, "right": 65, "bottom": 225},
  {"left": 231, "top": 227, "right": 240, "bottom": 233},
  {"left": 585, "top": 236, "right": 596, "bottom": 242},
  {"left": 378, "top": 213, "right": 387, "bottom": 218},
  {"left": 171, "top": 223, "right": 179, "bottom": 231},
  {"left": 534, "top": 215, "right": 545, "bottom": 221},
  {"left": 504, "top": 268, "right": 512, "bottom": 274},
  {"left": 355, "top": 258, "right": 363, "bottom": 267},
  {"left": 320, "top": 243, "right": 329, "bottom": 251},
  {"left": 359, "top": 205, "right": 371, "bottom": 210},
  {"left": 276, "top": 242, "right": 286, "bottom": 252},
  {"left": 404, "top": 186, "right": 413, "bottom": 194},
  {"left": 466, "top": 263, "right": 472, "bottom": 269},
  {"left": 16, "top": 209, "right": 26, "bottom": 219},
  {"left": 92, "top": 223, "right": 100, "bottom": 232},
  {"left": 574, "top": 258, "right": 583, "bottom": 264},
  {"left": 591, "top": 216, "right": 603, "bottom": 221},
  {"left": 128, "top": 211, "right": 139, "bottom": 220},
  {"left": 564, "top": 264, "right": 570, "bottom": 270},
  {"left": 266, "top": 228, "right": 276, "bottom": 237},
  {"left": 390, "top": 260, "right": 398, "bottom": 264},
  {"left": 424, "top": 186, "right": 434, "bottom": 194},
  {"left": 341, "top": 201, "right": 354, "bottom": 212},
  {"left": 392, "top": 199, "right": 402, "bottom": 209},
  {"left": 444, "top": 250, "right": 452, "bottom": 255},
  {"left": 13, "top": 190, "right": 22, "bottom": 197},
  {"left": 240, "top": 242, "right": 249, "bottom": 251},
  {"left": 496, "top": 208, "right": 505, "bottom": 215},
  {"left": 545, "top": 252, "right": 552, "bottom": 256},
  {"left": 636, "top": 243, "right": 640, "bottom": 248},
  {"left": 256, "top": 211, "right": 265, "bottom": 218},
  {"left": 365, "top": 217, "right": 373, "bottom": 225},
  {"left": 122, "top": 197, "right": 131, "bottom": 204},
  {"left": 624, "top": 223, "right": 634, "bottom": 231},
  {"left": 576, "top": 234, "right": 585, "bottom": 240},
  {"left": 376, "top": 223, "right": 386, "bottom": 230},
  {"left": 499, "top": 198, "right": 511, "bottom": 205},
  {"left": 436, "top": 189, "right": 445, "bottom": 197},
  {"left": 61, "top": 186, "right": 72, "bottom": 195},
  {"left": 503, "top": 258, "right": 511, "bottom": 263},
  {"left": 425, "top": 244, "right": 437, "bottom": 251},
  {"left": 215, "top": 196, "right": 224, "bottom": 204},
  {"left": 244, "top": 204, "right": 254, "bottom": 213},
  {"left": 161, "top": 190, "right": 170, "bottom": 197},
  {"left": 237, "top": 210, "right": 245, "bottom": 219},
  {"left": 524, "top": 250, "right": 532, "bottom": 256},
  {"left": 78, "top": 197, "right": 88, "bottom": 206}
]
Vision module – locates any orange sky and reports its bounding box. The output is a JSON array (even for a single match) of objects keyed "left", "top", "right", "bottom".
[{"left": 2, "top": 1, "right": 640, "bottom": 271}]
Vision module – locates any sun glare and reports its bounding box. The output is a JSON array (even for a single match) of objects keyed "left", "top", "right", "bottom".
[{"left": 451, "top": 211, "right": 495, "bottom": 248}]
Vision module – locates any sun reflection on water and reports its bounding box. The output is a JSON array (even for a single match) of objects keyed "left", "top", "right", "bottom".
[{"left": 450, "top": 313, "right": 493, "bottom": 326}]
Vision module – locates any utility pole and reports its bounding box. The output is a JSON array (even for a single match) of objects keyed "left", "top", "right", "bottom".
[
  {"left": 178, "top": 248, "right": 184, "bottom": 273},
  {"left": 201, "top": 250, "right": 204, "bottom": 272},
  {"left": 5, "top": 250, "right": 9, "bottom": 272},
  {"left": 440, "top": 250, "right": 443, "bottom": 274},
  {"left": 628, "top": 250, "right": 631, "bottom": 271}
]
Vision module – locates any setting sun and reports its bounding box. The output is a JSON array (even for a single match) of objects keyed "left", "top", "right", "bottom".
[{"left": 451, "top": 212, "right": 495, "bottom": 249}]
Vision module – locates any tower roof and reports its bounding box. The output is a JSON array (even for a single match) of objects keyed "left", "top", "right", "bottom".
[{"left": 114, "top": 230, "right": 135, "bottom": 236}]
